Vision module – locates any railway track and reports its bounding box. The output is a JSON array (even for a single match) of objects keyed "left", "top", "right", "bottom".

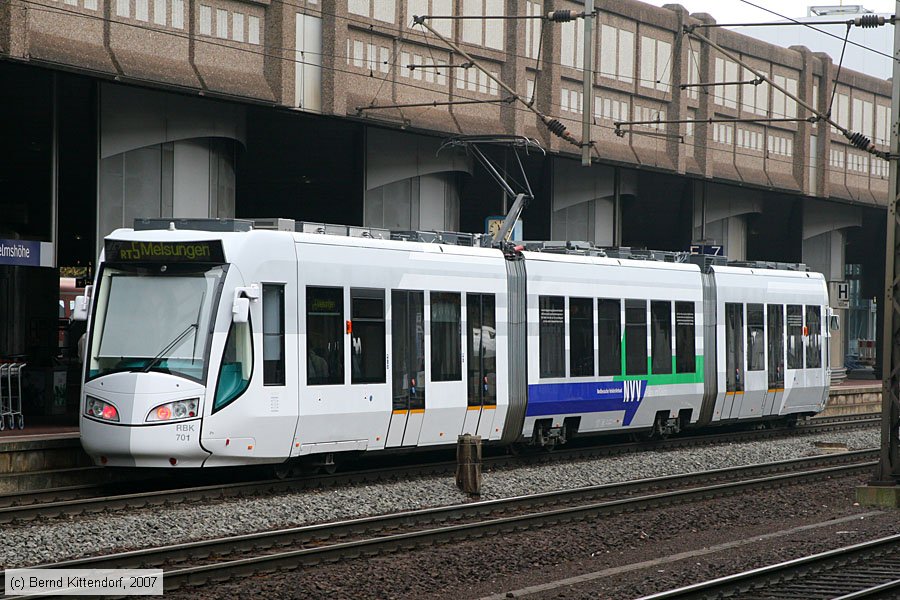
[
  {"left": 3, "top": 449, "right": 878, "bottom": 596},
  {"left": 0, "top": 414, "right": 878, "bottom": 523},
  {"left": 639, "top": 533, "right": 900, "bottom": 599}
]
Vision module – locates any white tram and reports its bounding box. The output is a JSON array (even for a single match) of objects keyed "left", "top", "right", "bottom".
[{"left": 76, "top": 219, "right": 831, "bottom": 468}]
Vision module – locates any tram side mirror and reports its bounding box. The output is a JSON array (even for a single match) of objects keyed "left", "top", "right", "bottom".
[
  {"left": 829, "top": 314, "right": 840, "bottom": 332},
  {"left": 72, "top": 285, "right": 92, "bottom": 321},
  {"left": 232, "top": 297, "right": 250, "bottom": 323}
]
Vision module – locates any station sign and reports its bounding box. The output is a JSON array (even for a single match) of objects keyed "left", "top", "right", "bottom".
[
  {"left": 829, "top": 281, "right": 850, "bottom": 310},
  {"left": 105, "top": 240, "right": 226, "bottom": 264},
  {"left": 689, "top": 244, "right": 724, "bottom": 256},
  {"left": 0, "top": 239, "right": 54, "bottom": 268}
]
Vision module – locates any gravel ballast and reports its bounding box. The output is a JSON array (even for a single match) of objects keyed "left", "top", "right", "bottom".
[{"left": 0, "top": 427, "right": 878, "bottom": 568}]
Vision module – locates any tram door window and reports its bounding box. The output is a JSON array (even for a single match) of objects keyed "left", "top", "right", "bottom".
[
  {"left": 625, "top": 300, "right": 647, "bottom": 376},
  {"left": 569, "top": 297, "right": 594, "bottom": 377},
  {"left": 786, "top": 304, "right": 804, "bottom": 370},
  {"left": 391, "top": 291, "right": 425, "bottom": 410},
  {"left": 747, "top": 303, "right": 765, "bottom": 371},
  {"left": 597, "top": 299, "right": 621, "bottom": 376},
  {"left": 805, "top": 305, "right": 822, "bottom": 369},
  {"left": 351, "top": 289, "right": 386, "bottom": 384},
  {"left": 306, "top": 286, "right": 344, "bottom": 386},
  {"left": 213, "top": 318, "right": 253, "bottom": 412},
  {"left": 466, "top": 294, "right": 497, "bottom": 406},
  {"left": 725, "top": 303, "right": 744, "bottom": 392},
  {"left": 539, "top": 295, "right": 565, "bottom": 378},
  {"left": 431, "top": 292, "right": 462, "bottom": 381},
  {"left": 262, "top": 285, "right": 285, "bottom": 386},
  {"left": 650, "top": 301, "right": 672, "bottom": 375},
  {"left": 674, "top": 301, "right": 695, "bottom": 373},
  {"left": 767, "top": 304, "right": 784, "bottom": 387}
]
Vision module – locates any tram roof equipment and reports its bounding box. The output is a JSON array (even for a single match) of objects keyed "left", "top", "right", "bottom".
[{"left": 129, "top": 217, "right": 807, "bottom": 273}]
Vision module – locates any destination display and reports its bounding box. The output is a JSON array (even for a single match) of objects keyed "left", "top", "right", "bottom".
[{"left": 105, "top": 240, "right": 226, "bottom": 264}]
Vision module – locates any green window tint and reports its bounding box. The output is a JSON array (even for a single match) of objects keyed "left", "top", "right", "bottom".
[{"left": 213, "top": 319, "right": 253, "bottom": 412}]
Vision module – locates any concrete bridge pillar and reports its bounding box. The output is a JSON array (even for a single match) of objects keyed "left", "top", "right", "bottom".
[
  {"left": 363, "top": 128, "right": 471, "bottom": 232},
  {"left": 98, "top": 84, "right": 246, "bottom": 252},
  {"left": 802, "top": 201, "right": 862, "bottom": 383},
  {"left": 551, "top": 159, "right": 636, "bottom": 246},
  {"left": 692, "top": 182, "right": 762, "bottom": 261}
]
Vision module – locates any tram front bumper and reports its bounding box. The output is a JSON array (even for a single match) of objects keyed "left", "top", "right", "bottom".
[{"left": 80, "top": 416, "right": 209, "bottom": 467}]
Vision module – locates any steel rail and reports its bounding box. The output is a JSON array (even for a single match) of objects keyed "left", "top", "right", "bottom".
[
  {"left": 638, "top": 533, "right": 900, "bottom": 599},
  {"left": 5, "top": 451, "right": 878, "bottom": 595},
  {"left": 0, "top": 416, "right": 879, "bottom": 522}
]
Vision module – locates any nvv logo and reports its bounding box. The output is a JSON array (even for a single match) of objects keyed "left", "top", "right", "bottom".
[{"left": 623, "top": 379, "right": 644, "bottom": 403}]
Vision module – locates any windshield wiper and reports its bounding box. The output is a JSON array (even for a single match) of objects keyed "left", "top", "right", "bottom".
[{"left": 142, "top": 323, "right": 198, "bottom": 373}]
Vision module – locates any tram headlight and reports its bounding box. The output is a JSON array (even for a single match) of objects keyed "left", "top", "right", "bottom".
[
  {"left": 146, "top": 398, "right": 199, "bottom": 422},
  {"left": 85, "top": 396, "right": 119, "bottom": 422}
]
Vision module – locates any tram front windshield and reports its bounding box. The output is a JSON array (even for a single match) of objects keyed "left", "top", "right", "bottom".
[{"left": 86, "top": 265, "right": 225, "bottom": 382}]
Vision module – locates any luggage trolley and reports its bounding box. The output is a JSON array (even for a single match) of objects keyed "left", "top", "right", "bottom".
[
  {"left": 0, "top": 363, "right": 8, "bottom": 431},
  {"left": 0, "top": 362, "right": 25, "bottom": 431}
]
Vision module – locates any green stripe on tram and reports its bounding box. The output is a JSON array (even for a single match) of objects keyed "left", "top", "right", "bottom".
[{"left": 614, "top": 333, "right": 705, "bottom": 386}]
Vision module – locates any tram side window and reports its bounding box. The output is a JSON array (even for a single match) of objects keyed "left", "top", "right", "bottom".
[
  {"left": 306, "top": 287, "right": 344, "bottom": 386},
  {"left": 674, "top": 301, "right": 695, "bottom": 373},
  {"left": 467, "top": 293, "right": 497, "bottom": 406},
  {"left": 391, "top": 290, "right": 425, "bottom": 411},
  {"left": 431, "top": 292, "right": 462, "bottom": 381},
  {"left": 262, "top": 284, "right": 285, "bottom": 386},
  {"left": 747, "top": 303, "right": 765, "bottom": 371},
  {"left": 597, "top": 299, "right": 622, "bottom": 376},
  {"left": 351, "top": 289, "right": 386, "bottom": 384},
  {"left": 539, "top": 295, "right": 565, "bottom": 378},
  {"left": 787, "top": 304, "right": 804, "bottom": 369},
  {"left": 806, "top": 305, "right": 822, "bottom": 369},
  {"left": 725, "top": 303, "right": 744, "bottom": 392},
  {"left": 625, "top": 299, "right": 647, "bottom": 376},
  {"left": 213, "top": 319, "right": 252, "bottom": 413},
  {"left": 650, "top": 300, "right": 672, "bottom": 375},
  {"left": 767, "top": 304, "right": 785, "bottom": 388},
  {"left": 569, "top": 297, "right": 594, "bottom": 377}
]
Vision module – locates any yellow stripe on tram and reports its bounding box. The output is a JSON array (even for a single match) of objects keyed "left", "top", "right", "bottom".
[
  {"left": 392, "top": 409, "right": 408, "bottom": 415},
  {"left": 409, "top": 408, "right": 425, "bottom": 414}
]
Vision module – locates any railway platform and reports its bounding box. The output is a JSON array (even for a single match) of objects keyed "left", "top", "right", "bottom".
[
  {"left": 823, "top": 377, "right": 882, "bottom": 418},
  {"left": 0, "top": 422, "right": 91, "bottom": 492}
]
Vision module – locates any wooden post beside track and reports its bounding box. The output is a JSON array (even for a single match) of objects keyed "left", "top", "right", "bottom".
[{"left": 456, "top": 434, "right": 482, "bottom": 496}]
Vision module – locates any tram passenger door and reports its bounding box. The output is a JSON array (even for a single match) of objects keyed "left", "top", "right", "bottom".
[
  {"left": 724, "top": 303, "right": 744, "bottom": 419},
  {"left": 462, "top": 294, "right": 497, "bottom": 437},
  {"left": 386, "top": 290, "right": 426, "bottom": 447},
  {"left": 764, "top": 304, "right": 785, "bottom": 416}
]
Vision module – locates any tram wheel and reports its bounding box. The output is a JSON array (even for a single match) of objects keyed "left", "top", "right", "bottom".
[{"left": 274, "top": 461, "right": 292, "bottom": 480}]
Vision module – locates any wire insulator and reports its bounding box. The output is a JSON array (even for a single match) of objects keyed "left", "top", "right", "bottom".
[
  {"left": 547, "top": 10, "right": 578, "bottom": 23},
  {"left": 546, "top": 118, "right": 568, "bottom": 138},
  {"left": 854, "top": 14, "right": 885, "bottom": 28},
  {"left": 847, "top": 131, "right": 875, "bottom": 152}
]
